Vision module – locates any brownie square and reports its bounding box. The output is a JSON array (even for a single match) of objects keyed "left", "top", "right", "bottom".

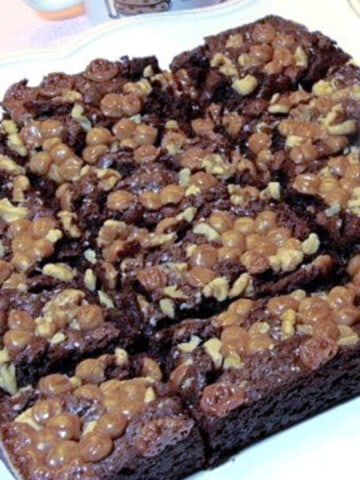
[
  {"left": 0, "top": 284, "right": 144, "bottom": 391},
  {"left": 155, "top": 282, "right": 360, "bottom": 463},
  {"left": 171, "top": 15, "right": 350, "bottom": 110},
  {"left": 122, "top": 202, "right": 336, "bottom": 322},
  {"left": 0, "top": 350, "right": 205, "bottom": 480}
]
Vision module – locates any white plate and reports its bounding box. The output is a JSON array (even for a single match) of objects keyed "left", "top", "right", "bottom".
[
  {"left": 349, "top": 0, "right": 360, "bottom": 16},
  {"left": 0, "top": 0, "right": 359, "bottom": 479}
]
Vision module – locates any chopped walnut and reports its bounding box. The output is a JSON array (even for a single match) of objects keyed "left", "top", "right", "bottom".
[
  {"left": 193, "top": 223, "right": 220, "bottom": 241},
  {"left": 203, "top": 338, "right": 223, "bottom": 368},
  {"left": 294, "top": 46, "right": 308, "bottom": 67},
  {"left": 203, "top": 277, "right": 229, "bottom": 301},
  {"left": 42, "top": 263, "right": 75, "bottom": 282},
  {"left": 302, "top": 233, "right": 320, "bottom": 255},
  {"left": 281, "top": 309, "right": 296, "bottom": 340},
  {"left": 50, "top": 332, "right": 66, "bottom": 345},
  {"left": 229, "top": 273, "right": 252, "bottom": 298},
  {"left": 210, "top": 53, "right": 238, "bottom": 77},
  {"left": 0, "top": 352, "right": 17, "bottom": 394},
  {"left": 0, "top": 154, "right": 24, "bottom": 175},
  {"left": 0, "top": 199, "right": 28, "bottom": 223},
  {"left": 232, "top": 75, "right": 258, "bottom": 96},
  {"left": 98, "top": 291, "right": 114, "bottom": 308},
  {"left": 159, "top": 298, "right": 175, "bottom": 319},
  {"left": 58, "top": 211, "right": 81, "bottom": 238},
  {"left": 178, "top": 335, "right": 201, "bottom": 353}
]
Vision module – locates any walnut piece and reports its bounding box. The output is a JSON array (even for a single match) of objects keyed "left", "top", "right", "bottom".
[
  {"left": 203, "top": 338, "right": 223, "bottom": 368},
  {"left": 203, "top": 277, "right": 229, "bottom": 301},
  {"left": 232, "top": 75, "right": 258, "bottom": 96},
  {"left": 42, "top": 263, "right": 75, "bottom": 282},
  {"left": 0, "top": 199, "right": 28, "bottom": 223}
]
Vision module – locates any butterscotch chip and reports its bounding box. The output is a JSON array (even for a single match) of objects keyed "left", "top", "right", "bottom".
[
  {"left": 39, "top": 374, "right": 73, "bottom": 397},
  {"left": 107, "top": 191, "right": 135, "bottom": 211},
  {"left": 76, "top": 358, "right": 105, "bottom": 384},
  {"left": 3, "top": 329, "right": 34, "bottom": 355},
  {"left": 96, "top": 412, "right": 127, "bottom": 439},
  {"left": 139, "top": 191, "right": 162, "bottom": 210},
  {"left": 100, "top": 93, "right": 142, "bottom": 117},
  {"left": 190, "top": 245, "right": 218, "bottom": 268},
  {"left": 200, "top": 383, "right": 247, "bottom": 417},
  {"left": 86, "top": 127, "right": 112, "bottom": 146},
  {"left": 101, "top": 378, "right": 148, "bottom": 418},
  {"left": 74, "top": 385, "right": 102, "bottom": 403},
  {"left": 0, "top": 260, "right": 12, "bottom": 284},
  {"left": 77, "top": 304, "right": 104, "bottom": 331},
  {"left": 46, "top": 412, "right": 81, "bottom": 441},
  {"left": 248, "top": 132, "right": 271, "bottom": 154},
  {"left": 32, "top": 399, "right": 63, "bottom": 425},
  {"left": 8, "top": 310, "right": 35, "bottom": 330},
  {"left": 299, "top": 337, "right": 338, "bottom": 370},
  {"left": 137, "top": 267, "right": 168, "bottom": 291},
  {"left": 34, "top": 429, "right": 61, "bottom": 454},
  {"left": 186, "top": 266, "right": 216, "bottom": 288},
  {"left": 160, "top": 185, "right": 184, "bottom": 205}
]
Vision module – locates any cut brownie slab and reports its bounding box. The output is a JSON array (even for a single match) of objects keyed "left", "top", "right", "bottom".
[
  {"left": 279, "top": 66, "right": 360, "bottom": 244},
  {"left": 123, "top": 203, "right": 335, "bottom": 322},
  {"left": 156, "top": 282, "right": 360, "bottom": 464},
  {"left": 0, "top": 284, "right": 144, "bottom": 392},
  {"left": 171, "top": 15, "right": 350, "bottom": 110},
  {"left": 0, "top": 350, "right": 205, "bottom": 480},
  {"left": 0, "top": 13, "right": 360, "bottom": 480},
  {"left": 1, "top": 55, "right": 187, "bottom": 126}
]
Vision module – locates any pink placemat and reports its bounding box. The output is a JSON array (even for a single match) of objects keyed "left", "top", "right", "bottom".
[{"left": 0, "top": 0, "right": 91, "bottom": 55}]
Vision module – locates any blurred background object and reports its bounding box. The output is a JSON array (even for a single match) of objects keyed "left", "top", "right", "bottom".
[
  {"left": 85, "top": 0, "right": 246, "bottom": 23},
  {"left": 3, "top": 0, "right": 358, "bottom": 57},
  {"left": 24, "top": 0, "right": 84, "bottom": 19},
  {"left": 106, "top": 0, "right": 171, "bottom": 15}
]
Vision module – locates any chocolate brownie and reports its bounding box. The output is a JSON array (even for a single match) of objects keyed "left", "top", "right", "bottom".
[
  {"left": 0, "top": 350, "right": 205, "bottom": 480},
  {"left": 171, "top": 15, "right": 349, "bottom": 109},
  {"left": 123, "top": 203, "right": 336, "bottom": 322},
  {"left": 155, "top": 282, "right": 360, "bottom": 464},
  {"left": 0, "top": 13, "right": 359, "bottom": 480},
  {"left": 280, "top": 66, "right": 360, "bottom": 244},
  {"left": 0, "top": 284, "right": 145, "bottom": 392}
]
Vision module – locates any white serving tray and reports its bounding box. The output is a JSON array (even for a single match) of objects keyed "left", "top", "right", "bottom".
[{"left": 0, "top": 0, "right": 359, "bottom": 478}]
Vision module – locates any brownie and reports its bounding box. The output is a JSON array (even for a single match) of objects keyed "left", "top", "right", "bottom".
[
  {"left": 120, "top": 203, "right": 336, "bottom": 322},
  {"left": 155, "top": 282, "right": 360, "bottom": 463},
  {"left": 282, "top": 66, "right": 360, "bottom": 244},
  {"left": 0, "top": 350, "right": 205, "bottom": 480},
  {"left": 0, "top": 283, "right": 145, "bottom": 392},
  {"left": 0, "top": 13, "right": 360, "bottom": 480},
  {"left": 170, "top": 15, "right": 350, "bottom": 109}
]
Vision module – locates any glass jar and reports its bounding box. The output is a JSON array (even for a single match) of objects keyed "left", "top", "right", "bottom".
[{"left": 85, "top": 0, "right": 245, "bottom": 23}]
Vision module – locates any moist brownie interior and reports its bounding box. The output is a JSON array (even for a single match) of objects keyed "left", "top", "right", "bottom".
[{"left": 0, "top": 14, "right": 360, "bottom": 480}]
